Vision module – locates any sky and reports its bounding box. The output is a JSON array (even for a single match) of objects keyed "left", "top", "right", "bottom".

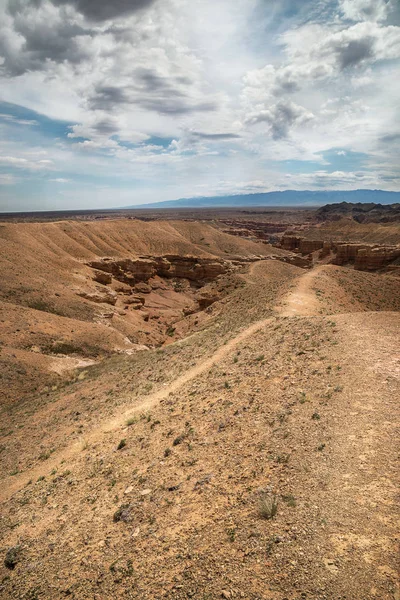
[{"left": 0, "top": 0, "right": 399, "bottom": 211}]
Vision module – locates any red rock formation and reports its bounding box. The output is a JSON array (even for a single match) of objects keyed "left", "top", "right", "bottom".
[
  {"left": 279, "top": 236, "right": 324, "bottom": 255},
  {"left": 332, "top": 243, "right": 400, "bottom": 271},
  {"left": 87, "top": 256, "right": 230, "bottom": 286},
  {"left": 299, "top": 240, "right": 324, "bottom": 254},
  {"left": 280, "top": 237, "right": 400, "bottom": 271},
  {"left": 355, "top": 246, "right": 400, "bottom": 271},
  {"left": 279, "top": 236, "right": 302, "bottom": 252},
  {"left": 333, "top": 244, "right": 373, "bottom": 266}
]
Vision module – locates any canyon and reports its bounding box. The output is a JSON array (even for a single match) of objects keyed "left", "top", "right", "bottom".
[{"left": 0, "top": 205, "right": 399, "bottom": 600}]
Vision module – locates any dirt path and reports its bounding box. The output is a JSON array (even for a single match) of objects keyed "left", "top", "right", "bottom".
[
  {"left": 303, "top": 312, "right": 400, "bottom": 598},
  {"left": 278, "top": 264, "right": 326, "bottom": 316},
  {"left": 0, "top": 263, "right": 329, "bottom": 502},
  {"left": 1, "top": 314, "right": 273, "bottom": 503}
]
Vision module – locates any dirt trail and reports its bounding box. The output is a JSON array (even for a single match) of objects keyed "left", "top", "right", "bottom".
[
  {"left": 0, "top": 263, "right": 326, "bottom": 502},
  {"left": 1, "top": 313, "right": 272, "bottom": 503},
  {"left": 278, "top": 264, "right": 326, "bottom": 316}
]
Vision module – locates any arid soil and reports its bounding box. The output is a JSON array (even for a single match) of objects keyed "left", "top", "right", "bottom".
[
  {"left": 0, "top": 219, "right": 284, "bottom": 404},
  {"left": 0, "top": 218, "right": 399, "bottom": 600}
]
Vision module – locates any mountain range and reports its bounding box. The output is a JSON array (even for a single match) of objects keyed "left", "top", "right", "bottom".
[{"left": 126, "top": 189, "right": 400, "bottom": 209}]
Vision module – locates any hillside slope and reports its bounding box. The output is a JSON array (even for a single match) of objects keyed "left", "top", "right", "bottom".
[
  {"left": 0, "top": 219, "right": 281, "bottom": 403},
  {"left": 1, "top": 260, "right": 399, "bottom": 600}
]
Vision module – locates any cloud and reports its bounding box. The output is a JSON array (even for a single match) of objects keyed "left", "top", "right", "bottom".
[
  {"left": 337, "top": 37, "right": 374, "bottom": 68},
  {"left": 380, "top": 132, "right": 400, "bottom": 143},
  {"left": 0, "top": 155, "right": 54, "bottom": 170},
  {"left": 190, "top": 132, "right": 241, "bottom": 140},
  {"left": 0, "top": 2, "right": 94, "bottom": 75},
  {"left": 0, "top": 113, "right": 37, "bottom": 125},
  {"left": 245, "top": 100, "right": 314, "bottom": 139},
  {"left": 49, "top": 177, "right": 70, "bottom": 182},
  {"left": 340, "top": 0, "right": 392, "bottom": 23},
  {"left": 51, "top": 0, "right": 157, "bottom": 22},
  {"left": 10, "top": 0, "right": 158, "bottom": 22}
]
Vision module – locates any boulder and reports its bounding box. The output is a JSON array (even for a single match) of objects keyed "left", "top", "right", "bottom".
[
  {"left": 124, "top": 295, "right": 145, "bottom": 306},
  {"left": 134, "top": 282, "right": 152, "bottom": 294},
  {"left": 77, "top": 287, "right": 117, "bottom": 305},
  {"left": 196, "top": 290, "right": 220, "bottom": 309},
  {"left": 92, "top": 270, "right": 112, "bottom": 285}
]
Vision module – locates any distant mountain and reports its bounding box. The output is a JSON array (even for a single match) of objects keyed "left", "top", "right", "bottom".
[{"left": 127, "top": 189, "right": 400, "bottom": 209}]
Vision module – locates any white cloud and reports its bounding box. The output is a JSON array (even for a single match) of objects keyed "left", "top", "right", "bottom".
[
  {"left": 0, "top": 113, "right": 37, "bottom": 126},
  {"left": 340, "top": 0, "right": 392, "bottom": 23},
  {"left": 0, "top": 155, "right": 54, "bottom": 170}
]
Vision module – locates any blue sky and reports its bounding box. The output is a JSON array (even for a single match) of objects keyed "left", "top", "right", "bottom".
[{"left": 0, "top": 0, "right": 399, "bottom": 210}]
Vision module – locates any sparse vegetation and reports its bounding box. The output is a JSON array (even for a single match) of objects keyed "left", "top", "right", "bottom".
[{"left": 258, "top": 493, "right": 278, "bottom": 520}]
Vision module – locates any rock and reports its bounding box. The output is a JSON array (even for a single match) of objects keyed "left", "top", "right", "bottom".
[
  {"left": 354, "top": 245, "right": 400, "bottom": 271},
  {"left": 134, "top": 282, "right": 152, "bottom": 294},
  {"left": 92, "top": 270, "right": 112, "bottom": 285},
  {"left": 113, "top": 504, "right": 132, "bottom": 523},
  {"left": 275, "top": 254, "right": 312, "bottom": 269},
  {"left": 124, "top": 344, "right": 150, "bottom": 355},
  {"left": 196, "top": 289, "right": 220, "bottom": 309},
  {"left": 278, "top": 236, "right": 400, "bottom": 272},
  {"left": 77, "top": 287, "right": 117, "bottom": 305},
  {"left": 4, "top": 546, "right": 21, "bottom": 570},
  {"left": 221, "top": 591, "right": 231, "bottom": 599},
  {"left": 100, "top": 311, "right": 114, "bottom": 319},
  {"left": 124, "top": 485, "right": 134, "bottom": 495},
  {"left": 124, "top": 295, "right": 145, "bottom": 306},
  {"left": 332, "top": 243, "right": 371, "bottom": 265},
  {"left": 140, "top": 489, "right": 152, "bottom": 496}
]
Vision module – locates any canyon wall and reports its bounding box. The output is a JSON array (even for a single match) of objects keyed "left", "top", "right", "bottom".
[
  {"left": 279, "top": 236, "right": 400, "bottom": 272},
  {"left": 87, "top": 255, "right": 230, "bottom": 286}
]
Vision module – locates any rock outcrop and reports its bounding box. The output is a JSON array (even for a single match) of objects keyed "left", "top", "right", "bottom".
[
  {"left": 273, "top": 254, "right": 312, "bottom": 269},
  {"left": 354, "top": 246, "right": 400, "bottom": 271},
  {"left": 332, "top": 244, "right": 371, "bottom": 266},
  {"left": 279, "top": 236, "right": 400, "bottom": 272},
  {"left": 333, "top": 243, "right": 400, "bottom": 270},
  {"left": 279, "top": 236, "right": 324, "bottom": 255},
  {"left": 220, "top": 220, "right": 288, "bottom": 242},
  {"left": 87, "top": 255, "right": 230, "bottom": 286},
  {"left": 195, "top": 289, "right": 221, "bottom": 309},
  {"left": 77, "top": 287, "right": 118, "bottom": 305},
  {"left": 92, "top": 270, "right": 112, "bottom": 285}
]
